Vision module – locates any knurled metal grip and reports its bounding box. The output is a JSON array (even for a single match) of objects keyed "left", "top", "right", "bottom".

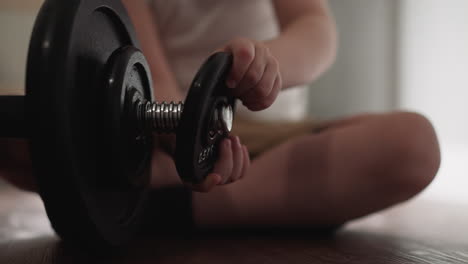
[
  {"left": 137, "top": 100, "right": 233, "bottom": 135},
  {"left": 137, "top": 101, "right": 184, "bottom": 133}
]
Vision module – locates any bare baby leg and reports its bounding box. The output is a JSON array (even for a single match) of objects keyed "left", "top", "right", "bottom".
[{"left": 193, "top": 112, "right": 440, "bottom": 228}]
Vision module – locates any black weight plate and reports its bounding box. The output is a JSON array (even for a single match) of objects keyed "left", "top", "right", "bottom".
[
  {"left": 26, "top": 0, "right": 152, "bottom": 249},
  {"left": 175, "top": 52, "right": 235, "bottom": 184},
  {"left": 105, "top": 46, "right": 154, "bottom": 190}
]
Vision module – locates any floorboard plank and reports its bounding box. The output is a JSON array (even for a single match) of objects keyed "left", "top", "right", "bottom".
[{"left": 0, "top": 182, "right": 467, "bottom": 263}]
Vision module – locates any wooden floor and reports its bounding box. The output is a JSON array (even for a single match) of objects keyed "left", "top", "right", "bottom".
[{"left": 1, "top": 181, "right": 467, "bottom": 264}]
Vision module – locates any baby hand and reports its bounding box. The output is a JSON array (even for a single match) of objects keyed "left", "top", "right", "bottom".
[
  {"left": 189, "top": 136, "right": 250, "bottom": 192},
  {"left": 220, "top": 38, "right": 282, "bottom": 111}
]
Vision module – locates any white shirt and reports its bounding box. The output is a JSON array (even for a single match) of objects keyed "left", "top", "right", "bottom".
[{"left": 150, "top": 0, "right": 309, "bottom": 121}]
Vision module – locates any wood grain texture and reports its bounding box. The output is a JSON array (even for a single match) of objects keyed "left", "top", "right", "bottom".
[
  {"left": 1, "top": 231, "right": 467, "bottom": 264},
  {"left": 0, "top": 182, "right": 467, "bottom": 264}
]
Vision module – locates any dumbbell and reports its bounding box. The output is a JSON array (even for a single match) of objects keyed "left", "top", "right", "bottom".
[
  {"left": 0, "top": 0, "right": 235, "bottom": 249},
  {"left": 107, "top": 46, "right": 235, "bottom": 184}
]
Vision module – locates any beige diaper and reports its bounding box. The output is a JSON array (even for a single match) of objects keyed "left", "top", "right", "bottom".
[{"left": 231, "top": 117, "right": 322, "bottom": 159}]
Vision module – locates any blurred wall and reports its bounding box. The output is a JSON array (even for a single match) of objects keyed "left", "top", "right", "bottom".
[
  {"left": 399, "top": 0, "right": 468, "bottom": 147},
  {"left": 0, "top": 2, "right": 39, "bottom": 94},
  {"left": 398, "top": 0, "right": 468, "bottom": 202},
  {"left": 309, "top": 0, "right": 398, "bottom": 119}
]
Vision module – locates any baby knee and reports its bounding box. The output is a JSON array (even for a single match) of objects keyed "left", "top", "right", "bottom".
[{"left": 384, "top": 112, "right": 441, "bottom": 198}]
